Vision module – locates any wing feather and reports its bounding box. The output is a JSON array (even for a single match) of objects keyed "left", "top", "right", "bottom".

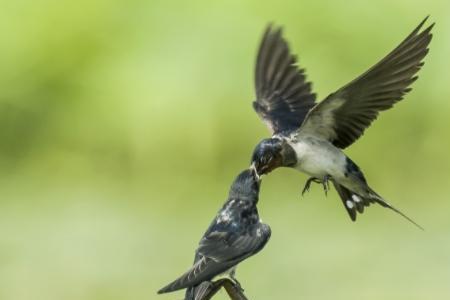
[
  {"left": 197, "top": 225, "right": 269, "bottom": 262},
  {"left": 254, "top": 25, "right": 316, "bottom": 134},
  {"left": 297, "top": 17, "right": 433, "bottom": 148},
  {"left": 158, "top": 224, "right": 271, "bottom": 294}
]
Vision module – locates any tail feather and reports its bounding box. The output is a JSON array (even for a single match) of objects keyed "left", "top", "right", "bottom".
[
  {"left": 333, "top": 182, "right": 372, "bottom": 221},
  {"left": 368, "top": 189, "right": 424, "bottom": 230},
  {"left": 158, "top": 258, "right": 210, "bottom": 294},
  {"left": 185, "top": 282, "right": 214, "bottom": 300},
  {"left": 333, "top": 182, "right": 423, "bottom": 230}
]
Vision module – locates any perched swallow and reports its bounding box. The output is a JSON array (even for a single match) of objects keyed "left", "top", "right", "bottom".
[
  {"left": 250, "top": 17, "right": 433, "bottom": 228},
  {"left": 158, "top": 168, "right": 271, "bottom": 297}
]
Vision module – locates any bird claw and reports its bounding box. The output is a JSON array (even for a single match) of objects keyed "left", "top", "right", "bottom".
[
  {"left": 302, "top": 177, "right": 321, "bottom": 196},
  {"left": 197, "top": 278, "right": 247, "bottom": 300},
  {"left": 234, "top": 281, "right": 244, "bottom": 292},
  {"left": 322, "top": 175, "right": 331, "bottom": 196},
  {"left": 230, "top": 275, "right": 244, "bottom": 292}
]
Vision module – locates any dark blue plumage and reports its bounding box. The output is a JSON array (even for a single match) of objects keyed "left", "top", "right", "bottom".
[{"left": 158, "top": 169, "right": 271, "bottom": 296}]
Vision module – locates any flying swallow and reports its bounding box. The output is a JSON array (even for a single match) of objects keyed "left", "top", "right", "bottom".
[
  {"left": 158, "top": 168, "right": 271, "bottom": 297},
  {"left": 250, "top": 17, "right": 433, "bottom": 228}
]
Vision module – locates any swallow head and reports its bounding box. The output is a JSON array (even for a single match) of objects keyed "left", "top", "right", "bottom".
[
  {"left": 229, "top": 168, "right": 261, "bottom": 202},
  {"left": 251, "top": 138, "right": 284, "bottom": 176}
]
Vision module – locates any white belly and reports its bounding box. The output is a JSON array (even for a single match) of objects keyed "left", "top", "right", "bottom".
[{"left": 287, "top": 137, "right": 347, "bottom": 179}]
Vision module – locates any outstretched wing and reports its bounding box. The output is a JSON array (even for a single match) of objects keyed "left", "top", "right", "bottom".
[
  {"left": 158, "top": 224, "right": 271, "bottom": 294},
  {"left": 297, "top": 17, "right": 434, "bottom": 148},
  {"left": 254, "top": 24, "right": 316, "bottom": 135}
]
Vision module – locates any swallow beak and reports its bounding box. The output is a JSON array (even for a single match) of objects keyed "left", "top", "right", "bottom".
[
  {"left": 262, "top": 155, "right": 282, "bottom": 175},
  {"left": 250, "top": 161, "right": 262, "bottom": 180}
]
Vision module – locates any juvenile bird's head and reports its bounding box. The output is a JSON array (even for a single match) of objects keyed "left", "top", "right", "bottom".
[
  {"left": 228, "top": 168, "right": 261, "bottom": 202},
  {"left": 251, "top": 138, "right": 287, "bottom": 176}
]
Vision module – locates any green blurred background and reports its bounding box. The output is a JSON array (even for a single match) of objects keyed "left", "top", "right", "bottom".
[{"left": 1, "top": 0, "right": 449, "bottom": 299}]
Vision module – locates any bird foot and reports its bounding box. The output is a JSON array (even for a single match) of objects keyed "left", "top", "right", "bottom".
[
  {"left": 302, "top": 177, "right": 321, "bottom": 196},
  {"left": 229, "top": 273, "right": 244, "bottom": 292},
  {"left": 196, "top": 279, "right": 247, "bottom": 300},
  {"left": 222, "top": 279, "right": 249, "bottom": 300},
  {"left": 322, "top": 175, "right": 331, "bottom": 196}
]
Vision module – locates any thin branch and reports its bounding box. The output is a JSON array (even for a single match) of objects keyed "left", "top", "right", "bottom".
[
  {"left": 222, "top": 280, "right": 249, "bottom": 300},
  {"left": 196, "top": 279, "right": 249, "bottom": 300}
]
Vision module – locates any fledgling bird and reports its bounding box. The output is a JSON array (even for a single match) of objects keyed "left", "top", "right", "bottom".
[
  {"left": 250, "top": 17, "right": 433, "bottom": 228},
  {"left": 158, "top": 168, "right": 271, "bottom": 298}
]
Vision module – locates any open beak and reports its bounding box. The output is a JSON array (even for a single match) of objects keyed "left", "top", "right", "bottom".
[
  {"left": 250, "top": 161, "right": 262, "bottom": 180},
  {"left": 251, "top": 155, "right": 278, "bottom": 179}
]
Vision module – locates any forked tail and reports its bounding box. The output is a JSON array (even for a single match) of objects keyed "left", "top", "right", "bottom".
[
  {"left": 333, "top": 182, "right": 423, "bottom": 230},
  {"left": 368, "top": 189, "right": 424, "bottom": 230}
]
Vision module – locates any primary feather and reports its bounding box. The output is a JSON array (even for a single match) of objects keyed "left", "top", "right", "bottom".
[
  {"left": 254, "top": 25, "right": 316, "bottom": 135},
  {"left": 297, "top": 17, "right": 434, "bottom": 148}
]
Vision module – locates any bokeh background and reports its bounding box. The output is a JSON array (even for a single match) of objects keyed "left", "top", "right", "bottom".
[{"left": 1, "top": 0, "right": 449, "bottom": 299}]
